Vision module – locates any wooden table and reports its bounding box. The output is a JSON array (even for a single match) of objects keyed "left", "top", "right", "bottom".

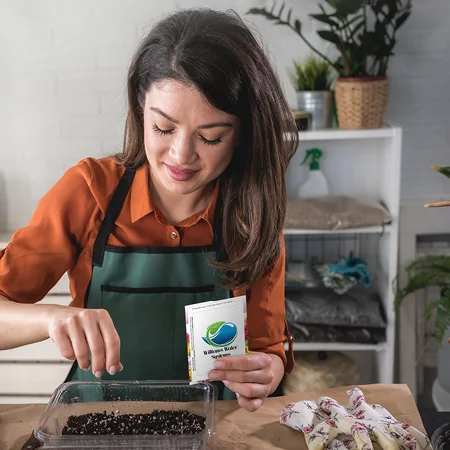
[{"left": 0, "top": 384, "right": 426, "bottom": 450}]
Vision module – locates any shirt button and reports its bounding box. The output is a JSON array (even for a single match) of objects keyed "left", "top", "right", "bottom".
[{"left": 171, "top": 231, "right": 177, "bottom": 240}]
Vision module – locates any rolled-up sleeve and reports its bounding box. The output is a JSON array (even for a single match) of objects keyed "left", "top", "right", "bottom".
[
  {"left": 242, "top": 237, "right": 295, "bottom": 374},
  {"left": 0, "top": 161, "right": 95, "bottom": 303}
]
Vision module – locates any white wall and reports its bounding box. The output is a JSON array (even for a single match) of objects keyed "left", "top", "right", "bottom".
[
  {"left": 386, "top": 1, "right": 450, "bottom": 202},
  {"left": 0, "top": 0, "right": 448, "bottom": 230}
]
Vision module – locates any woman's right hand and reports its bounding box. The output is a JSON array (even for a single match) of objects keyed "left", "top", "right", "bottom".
[{"left": 46, "top": 307, "right": 122, "bottom": 378}]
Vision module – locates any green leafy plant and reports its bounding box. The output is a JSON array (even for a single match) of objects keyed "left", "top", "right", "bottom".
[
  {"left": 395, "top": 257, "right": 450, "bottom": 344},
  {"left": 395, "top": 166, "right": 450, "bottom": 343},
  {"left": 289, "top": 54, "right": 334, "bottom": 91},
  {"left": 247, "top": 0, "right": 412, "bottom": 77}
]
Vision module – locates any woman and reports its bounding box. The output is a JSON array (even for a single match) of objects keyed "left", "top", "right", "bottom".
[{"left": 0, "top": 8, "right": 297, "bottom": 412}]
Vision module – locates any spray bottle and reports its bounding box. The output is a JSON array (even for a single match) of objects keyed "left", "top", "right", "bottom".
[{"left": 298, "top": 148, "right": 329, "bottom": 198}]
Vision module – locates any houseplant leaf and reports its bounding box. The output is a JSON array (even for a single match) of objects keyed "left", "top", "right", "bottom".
[
  {"left": 432, "top": 165, "right": 450, "bottom": 179},
  {"left": 287, "top": 7, "right": 292, "bottom": 23},
  {"left": 405, "top": 254, "right": 450, "bottom": 275},
  {"left": 425, "top": 201, "right": 450, "bottom": 208},
  {"left": 317, "top": 30, "right": 342, "bottom": 46},
  {"left": 434, "top": 289, "right": 450, "bottom": 343},
  {"left": 376, "top": 1, "right": 399, "bottom": 22},
  {"left": 324, "top": 0, "right": 365, "bottom": 17},
  {"left": 247, "top": 7, "right": 279, "bottom": 21},
  {"left": 394, "top": 254, "right": 450, "bottom": 309},
  {"left": 289, "top": 55, "right": 334, "bottom": 91},
  {"left": 348, "top": 19, "right": 365, "bottom": 41},
  {"left": 345, "top": 14, "right": 364, "bottom": 31},
  {"left": 424, "top": 294, "right": 450, "bottom": 344},
  {"left": 395, "top": 11, "right": 411, "bottom": 30},
  {"left": 309, "top": 14, "right": 339, "bottom": 27},
  {"left": 395, "top": 255, "right": 450, "bottom": 344},
  {"left": 425, "top": 300, "right": 440, "bottom": 320}
]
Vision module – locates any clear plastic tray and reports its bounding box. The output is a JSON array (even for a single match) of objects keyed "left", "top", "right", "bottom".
[{"left": 34, "top": 380, "right": 217, "bottom": 449}]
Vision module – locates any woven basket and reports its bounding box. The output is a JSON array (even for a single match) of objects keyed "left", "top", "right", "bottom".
[{"left": 335, "top": 76, "right": 390, "bottom": 130}]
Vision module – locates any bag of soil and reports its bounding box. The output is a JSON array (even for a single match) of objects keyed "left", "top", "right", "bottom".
[{"left": 285, "top": 286, "right": 386, "bottom": 344}]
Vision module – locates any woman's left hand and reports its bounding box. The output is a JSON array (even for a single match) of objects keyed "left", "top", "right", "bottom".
[{"left": 208, "top": 351, "right": 283, "bottom": 412}]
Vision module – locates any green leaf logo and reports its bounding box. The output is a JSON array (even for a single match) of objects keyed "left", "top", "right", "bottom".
[{"left": 202, "top": 321, "right": 238, "bottom": 348}]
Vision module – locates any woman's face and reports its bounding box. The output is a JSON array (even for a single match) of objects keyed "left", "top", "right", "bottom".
[{"left": 143, "top": 79, "right": 240, "bottom": 196}]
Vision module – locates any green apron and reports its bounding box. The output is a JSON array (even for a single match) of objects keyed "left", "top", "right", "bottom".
[{"left": 65, "top": 167, "right": 236, "bottom": 399}]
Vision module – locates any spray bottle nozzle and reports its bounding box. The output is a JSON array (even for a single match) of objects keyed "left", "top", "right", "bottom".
[{"left": 301, "top": 148, "right": 323, "bottom": 171}]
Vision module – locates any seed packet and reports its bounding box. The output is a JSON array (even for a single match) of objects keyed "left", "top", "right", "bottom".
[{"left": 185, "top": 296, "right": 248, "bottom": 384}]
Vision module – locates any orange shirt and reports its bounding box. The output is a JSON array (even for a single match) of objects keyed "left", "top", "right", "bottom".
[{"left": 0, "top": 157, "right": 293, "bottom": 372}]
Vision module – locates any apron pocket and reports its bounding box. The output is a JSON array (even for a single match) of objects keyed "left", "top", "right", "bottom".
[
  {"left": 100, "top": 285, "right": 217, "bottom": 381},
  {"left": 101, "top": 285, "right": 216, "bottom": 294}
]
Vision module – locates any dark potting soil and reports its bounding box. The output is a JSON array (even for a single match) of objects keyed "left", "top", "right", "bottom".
[{"left": 62, "top": 409, "right": 206, "bottom": 436}]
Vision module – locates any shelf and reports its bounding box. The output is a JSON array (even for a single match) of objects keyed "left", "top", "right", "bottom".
[
  {"left": 285, "top": 342, "right": 387, "bottom": 352},
  {"left": 298, "top": 127, "right": 396, "bottom": 141},
  {"left": 284, "top": 224, "right": 391, "bottom": 235}
]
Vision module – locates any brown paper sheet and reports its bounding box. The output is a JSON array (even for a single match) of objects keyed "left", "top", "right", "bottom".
[{"left": 0, "top": 384, "right": 425, "bottom": 450}]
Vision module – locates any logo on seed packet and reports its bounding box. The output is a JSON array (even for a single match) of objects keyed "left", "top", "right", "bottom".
[{"left": 202, "top": 321, "right": 238, "bottom": 348}]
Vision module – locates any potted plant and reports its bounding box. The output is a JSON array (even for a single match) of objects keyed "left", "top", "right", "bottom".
[
  {"left": 289, "top": 54, "right": 335, "bottom": 130},
  {"left": 247, "top": 0, "right": 412, "bottom": 130},
  {"left": 395, "top": 165, "right": 450, "bottom": 410}
]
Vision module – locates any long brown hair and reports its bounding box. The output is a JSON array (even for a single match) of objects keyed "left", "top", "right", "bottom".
[{"left": 115, "top": 8, "right": 298, "bottom": 290}]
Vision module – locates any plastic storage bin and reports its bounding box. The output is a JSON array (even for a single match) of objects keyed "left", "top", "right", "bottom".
[{"left": 33, "top": 380, "right": 217, "bottom": 449}]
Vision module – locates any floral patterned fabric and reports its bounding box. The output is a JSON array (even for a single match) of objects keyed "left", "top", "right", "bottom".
[{"left": 280, "top": 388, "right": 431, "bottom": 450}]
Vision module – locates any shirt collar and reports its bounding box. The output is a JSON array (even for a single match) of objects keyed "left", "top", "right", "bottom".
[{"left": 130, "top": 162, "right": 154, "bottom": 223}]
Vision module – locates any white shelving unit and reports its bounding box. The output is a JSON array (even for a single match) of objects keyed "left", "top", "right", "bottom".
[
  {"left": 298, "top": 128, "right": 396, "bottom": 142},
  {"left": 284, "top": 126, "right": 402, "bottom": 385},
  {"left": 284, "top": 225, "right": 390, "bottom": 235},
  {"left": 289, "top": 342, "right": 387, "bottom": 352}
]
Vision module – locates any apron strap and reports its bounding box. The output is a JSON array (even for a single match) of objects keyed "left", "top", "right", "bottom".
[{"left": 92, "top": 167, "right": 136, "bottom": 267}]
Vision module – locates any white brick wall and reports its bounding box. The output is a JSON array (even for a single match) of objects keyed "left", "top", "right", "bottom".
[{"left": 0, "top": 0, "right": 448, "bottom": 230}]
